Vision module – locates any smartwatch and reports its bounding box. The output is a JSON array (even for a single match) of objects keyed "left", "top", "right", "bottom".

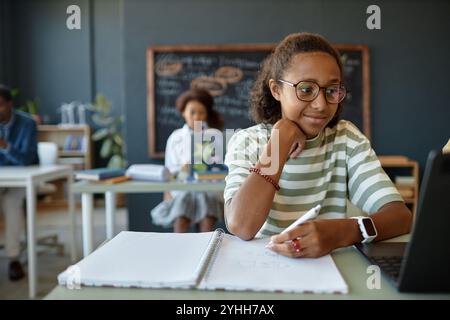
[{"left": 350, "top": 216, "right": 377, "bottom": 243}]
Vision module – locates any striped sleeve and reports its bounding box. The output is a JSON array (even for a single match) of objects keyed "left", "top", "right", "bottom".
[
  {"left": 223, "top": 128, "right": 261, "bottom": 204},
  {"left": 345, "top": 123, "right": 403, "bottom": 214}
]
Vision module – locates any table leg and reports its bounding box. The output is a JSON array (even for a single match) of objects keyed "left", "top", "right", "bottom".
[
  {"left": 26, "top": 180, "right": 37, "bottom": 299},
  {"left": 67, "top": 174, "right": 77, "bottom": 262},
  {"left": 81, "top": 193, "right": 94, "bottom": 257},
  {"left": 105, "top": 192, "right": 116, "bottom": 239}
]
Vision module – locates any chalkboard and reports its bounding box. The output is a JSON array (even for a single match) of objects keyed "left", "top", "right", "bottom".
[
  {"left": 337, "top": 45, "right": 370, "bottom": 139},
  {"left": 147, "top": 44, "right": 370, "bottom": 158}
]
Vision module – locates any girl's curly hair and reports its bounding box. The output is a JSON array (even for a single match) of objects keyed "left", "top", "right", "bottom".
[
  {"left": 249, "top": 32, "right": 344, "bottom": 128},
  {"left": 176, "top": 88, "right": 224, "bottom": 130}
]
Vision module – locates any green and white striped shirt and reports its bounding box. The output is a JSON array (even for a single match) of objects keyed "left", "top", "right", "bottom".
[{"left": 224, "top": 120, "right": 403, "bottom": 237}]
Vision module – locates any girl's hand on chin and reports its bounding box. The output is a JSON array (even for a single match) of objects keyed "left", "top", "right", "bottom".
[{"left": 273, "top": 119, "right": 307, "bottom": 158}]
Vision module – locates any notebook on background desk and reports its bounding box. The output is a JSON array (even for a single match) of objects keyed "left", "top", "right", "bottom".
[{"left": 58, "top": 229, "right": 348, "bottom": 294}]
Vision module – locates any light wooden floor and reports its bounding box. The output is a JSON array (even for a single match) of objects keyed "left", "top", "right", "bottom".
[{"left": 0, "top": 206, "right": 128, "bottom": 299}]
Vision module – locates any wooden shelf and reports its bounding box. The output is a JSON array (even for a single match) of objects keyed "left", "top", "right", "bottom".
[
  {"left": 379, "top": 155, "right": 419, "bottom": 216},
  {"left": 38, "top": 124, "right": 93, "bottom": 170},
  {"left": 37, "top": 125, "right": 93, "bottom": 207}
]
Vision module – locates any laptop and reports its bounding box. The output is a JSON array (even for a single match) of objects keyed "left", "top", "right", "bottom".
[{"left": 355, "top": 150, "right": 450, "bottom": 292}]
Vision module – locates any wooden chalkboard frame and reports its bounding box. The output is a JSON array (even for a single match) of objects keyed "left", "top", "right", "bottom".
[
  {"left": 147, "top": 44, "right": 370, "bottom": 158},
  {"left": 335, "top": 44, "right": 371, "bottom": 140}
]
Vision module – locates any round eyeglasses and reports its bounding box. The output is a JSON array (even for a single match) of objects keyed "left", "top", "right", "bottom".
[{"left": 278, "top": 79, "right": 347, "bottom": 104}]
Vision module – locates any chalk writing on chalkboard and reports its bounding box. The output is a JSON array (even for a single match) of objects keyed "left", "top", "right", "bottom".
[
  {"left": 337, "top": 45, "right": 370, "bottom": 139},
  {"left": 147, "top": 44, "right": 370, "bottom": 159}
]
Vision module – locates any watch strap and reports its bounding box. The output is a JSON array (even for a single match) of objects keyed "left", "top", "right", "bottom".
[{"left": 350, "top": 216, "right": 377, "bottom": 243}]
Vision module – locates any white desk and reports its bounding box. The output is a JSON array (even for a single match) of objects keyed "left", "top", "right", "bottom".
[
  {"left": 71, "top": 180, "right": 225, "bottom": 257},
  {"left": 0, "top": 165, "right": 76, "bottom": 299},
  {"left": 44, "top": 235, "right": 450, "bottom": 300}
]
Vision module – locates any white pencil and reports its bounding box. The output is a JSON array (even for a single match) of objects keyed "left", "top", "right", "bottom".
[
  {"left": 282, "top": 204, "right": 322, "bottom": 234},
  {"left": 266, "top": 205, "right": 321, "bottom": 246}
]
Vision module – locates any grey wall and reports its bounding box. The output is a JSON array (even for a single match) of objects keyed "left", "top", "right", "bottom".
[
  {"left": 5, "top": 0, "right": 124, "bottom": 167},
  {"left": 91, "top": 0, "right": 124, "bottom": 120},
  {"left": 122, "top": 0, "right": 450, "bottom": 231},
  {"left": 10, "top": 0, "right": 92, "bottom": 122},
  {"left": 2, "top": 0, "right": 449, "bottom": 231},
  {"left": 3, "top": 0, "right": 124, "bottom": 122},
  {"left": 0, "top": 0, "right": 12, "bottom": 85}
]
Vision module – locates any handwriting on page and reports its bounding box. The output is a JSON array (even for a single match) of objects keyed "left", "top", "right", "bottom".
[{"left": 238, "top": 249, "right": 292, "bottom": 269}]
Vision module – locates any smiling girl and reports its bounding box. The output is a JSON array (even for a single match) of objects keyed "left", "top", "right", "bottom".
[{"left": 224, "top": 32, "right": 412, "bottom": 258}]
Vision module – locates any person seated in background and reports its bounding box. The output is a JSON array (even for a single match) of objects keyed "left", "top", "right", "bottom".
[
  {"left": 0, "top": 84, "right": 39, "bottom": 281},
  {"left": 151, "top": 88, "right": 224, "bottom": 233}
]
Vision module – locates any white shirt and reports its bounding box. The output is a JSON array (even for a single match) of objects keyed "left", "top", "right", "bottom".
[
  {"left": 165, "top": 124, "right": 193, "bottom": 175},
  {"left": 165, "top": 123, "right": 224, "bottom": 198},
  {"left": 165, "top": 123, "right": 225, "bottom": 175}
]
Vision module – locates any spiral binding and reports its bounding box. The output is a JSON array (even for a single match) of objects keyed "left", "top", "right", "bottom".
[{"left": 195, "top": 228, "right": 225, "bottom": 286}]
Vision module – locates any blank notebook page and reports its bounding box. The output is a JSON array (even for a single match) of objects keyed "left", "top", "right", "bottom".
[
  {"left": 59, "top": 231, "right": 213, "bottom": 288},
  {"left": 199, "top": 235, "right": 348, "bottom": 294}
]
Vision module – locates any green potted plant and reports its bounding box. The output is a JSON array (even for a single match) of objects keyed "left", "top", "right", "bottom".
[
  {"left": 11, "top": 89, "right": 42, "bottom": 124},
  {"left": 88, "top": 94, "right": 126, "bottom": 169}
]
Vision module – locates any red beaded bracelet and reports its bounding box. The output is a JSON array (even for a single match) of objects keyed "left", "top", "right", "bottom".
[{"left": 249, "top": 167, "right": 280, "bottom": 191}]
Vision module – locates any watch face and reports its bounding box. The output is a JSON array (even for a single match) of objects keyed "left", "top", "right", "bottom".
[{"left": 362, "top": 218, "right": 377, "bottom": 237}]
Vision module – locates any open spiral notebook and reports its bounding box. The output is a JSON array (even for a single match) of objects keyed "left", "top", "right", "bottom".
[{"left": 58, "top": 229, "right": 348, "bottom": 294}]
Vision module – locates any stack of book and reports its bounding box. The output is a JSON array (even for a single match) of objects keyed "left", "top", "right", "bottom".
[
  {"left": 75, "top": 168, "right": 128, "bottom": 184},
  {"left": 193, "top": 169, "right": 228, "bottom": 181},
  {"left": 63, "top": 134, "right": 87, "bottom": 152},
  {"left": 58, "top": 157, "right": 85, "bottom": 171},
  {"left": 395, "top": 176, "right": 415, "bottom": 199}
]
